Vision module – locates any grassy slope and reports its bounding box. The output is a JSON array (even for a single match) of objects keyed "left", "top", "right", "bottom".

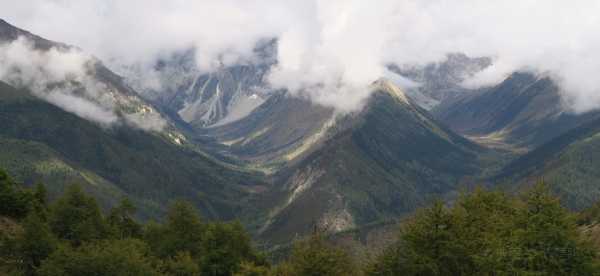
[
  {"left": 496, "top": 117, "right": 600, "bottom": 210},
  {"left": 0, "top": 81, "right": 265, "bottom": 220},
  {"left": 434, "top": 72, "right": 599, "bottom": 149},
  {"left": 259, "top": 89, "right": 483, "bottom": 243}
]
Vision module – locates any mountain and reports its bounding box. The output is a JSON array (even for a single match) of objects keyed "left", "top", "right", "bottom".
[
  {"left": 0, "top": 80, "right": 265, "bottom": 220},
  {"left": 495, "top": 115, "right": 600, "bottom": 210},
  {"left": 0, "top": 19, "right": 66, "bottom": 50},
  {"left": 0, "top": 18, "right": 173, "bottom": 133},
  {"left": 0, "top": 19, "right": 267, "bottom": 220},
  {"left": 434, "top": 72, "right": 600, "bottom": 150},
  {"left": 199, "top": 92, "right": 335, "bottom": 171},
  {"left": 254, "top": 80, "right": 484, "bottom": 242},
  {"left": 391, "top": 53, "right": 491, "bottom": 109},
  {"left": 122, "top": 42, "right": 276, "bottom": 129}
]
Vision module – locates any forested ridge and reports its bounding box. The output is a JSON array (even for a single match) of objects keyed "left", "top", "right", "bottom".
[{"left": 2, "top": 168, "right": 600, "bottom": 275}]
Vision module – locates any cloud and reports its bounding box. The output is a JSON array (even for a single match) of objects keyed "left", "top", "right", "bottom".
[
  {"left": 3, "top": 1, "right": 600, "bottom": 112},
  {"left": 44, "top": 92, "right": 118, "bottom": 125},
  {"left": 0, "top": 37, "right": 166, "bottom": 130}
]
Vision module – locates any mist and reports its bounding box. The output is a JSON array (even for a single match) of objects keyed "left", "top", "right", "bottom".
[
  {"left": 3, "top": 0, "right": 600, "bottom": 112},
  {"left": 0, "top": 37, "right": 166, "bottom": 130}
]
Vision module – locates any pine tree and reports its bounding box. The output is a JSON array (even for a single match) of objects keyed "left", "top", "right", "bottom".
[
  {"left": 161, "top": 251, "right": 201, "bottom": 276},
  {"left": 144, "top": 200, "right": 204, "bottom": 258},
  {"left": 108, "top": 197, "right": 142, "bottom": 239},
  {"left": 17, "top": 211, "right": 57, "bottom": 275},
  {"left": 281, "top": 233, "right": 357, "bottom": 276},
  {"left": 200, "top": 221, "right": 267, "bottom": 276},
  {"left": 37, "top": 239, "right": 160, "bottom": 276},
  {"left": 0, "top": 168, "right": 33, "bottom": 219},
  {"left": 48, "top": 184, "right": 108, "bottom": 245},
  {"left": 513, "top": 182, "right": 597, "bottom": 275}
]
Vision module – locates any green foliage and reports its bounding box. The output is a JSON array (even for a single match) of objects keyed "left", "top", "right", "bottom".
[
  {"left": 0, "top": 168, "right": 34, "bottom": 219},
  {"left": 144, "top": 201, "right": 204, "bottom": 258},
  {"left": 579, "top": 200, "right": 600, "bottom": 225},
  {"left": 0, "top": 81, "right": 262, "bottom": 220},
  {"left": 278, "top": 234, "right": 358, "bottom": 276},
  {"left": 366, "top": 183, "right": 599, "bottom": 275},
  {"left": 107, "top": 197, "right": 142, "bottom": 239},
  {"left": 513, "top": 183, "right": 597, "bottom": 274},
  {"left": 37, "top": 239, "right": 160, "bottom": 276},
  {"left": 0, "top": 169, "right": 269, "bottom": 276},
  {"left": 234, "top": 261, "right": 272, "bottom": 276},
  {"left": 2, "top": 168, "right": 600, "bottom": 276},
  {"left": 48, "top": 185, "right": 109, "bottom": 245},
  {"left": 144, "top": 201, "right": 267, "bottom": 276},
  {"left": 17, "top": 212, "right": 57, "bottom": 274},
  {"left": 200, "top": 221, "right": 267, "bottom": 275},
  {"left": 160, "top": 251, "right": 201, "bottom": 276}
]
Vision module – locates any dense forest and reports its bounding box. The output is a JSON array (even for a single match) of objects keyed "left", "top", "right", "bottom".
[{"left": 2, "top": 168, "right": 600, "bottom": 275}]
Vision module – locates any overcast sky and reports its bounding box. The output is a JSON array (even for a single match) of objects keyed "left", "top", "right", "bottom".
[{"left": 2, "top": 0, "right": 600, "bottom": 112}]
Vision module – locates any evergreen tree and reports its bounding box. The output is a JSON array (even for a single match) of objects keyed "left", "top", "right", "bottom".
[
  {"left": 37, "top": 239, "right": 160, "bottom": 276},
  {"left": 280, "top": 233, "right": 358, "bottom": 276},
  {"left": 513, "top": 182, "right": 597, "bottom": 275},
  {"left": 0, "top": 168, "right": 33, "bottom": 219},
  {"left": 366, "top": 185, "right": 600, "bottom": 275},
  {"left": 31, "top": 184, "right": 49, "bottom": 219},
  {"left": 48, "top": 184, "right": 108, "bottom": 245},
  {"left": 108, "top": 197, "right": 142, "bottom": 239},
  {"left": 200, "top": 221, "right": 267, "bottom": 276},
  {"left": 144, "top": 200, "right": 204, "bottom": 258},
  {"left": 17, "top": 211, "right": 57, "bottom": 275},
  {"left": 161, "top": 251, "right": 201, "bottom": 276}
]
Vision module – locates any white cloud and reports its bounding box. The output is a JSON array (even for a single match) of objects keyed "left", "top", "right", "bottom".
[
  {"left": 0, "top": 37, "right": 166, "bottom": 129},
  {"left": 44, "top": 92, "right": 118, "bottom": 125},
  {"left": 3, "top": 1, "right": 600, "bottom": 112}
]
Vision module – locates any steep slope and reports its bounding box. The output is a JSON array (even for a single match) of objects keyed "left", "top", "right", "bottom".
[
  {"left": 434, "top": 72, "right": 600, "bottom": 149},
  {"left": 199, "top": 92, "right": 335, "bottom": 170},
  {"left": 0, "top": 19, "right": 65, "bottom": 50},
  {"left": 495, "top": 116, "right": 600, "bottom": 210},
  {"left": 123, "top": 42, "right": 276, "bottom": 128},
  {"left": 256, "top": 80, "right": 483, "bottom": 242},
  {"left": 157, "top": 63, "right": 270, "bottom": 128},
  {"left": 0, "top": 18, "right": 172, "bottom": 133},
  {"left": 0, "top": 79, "right": 264, "bottom": 220}
]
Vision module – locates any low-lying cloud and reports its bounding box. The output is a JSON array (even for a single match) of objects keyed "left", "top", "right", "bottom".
[
  {"left": 3, "top": 1, "right": 600, "bottom": 112},
  {"left": 0, "top": 37, "right": 166, "bottom": 130}
]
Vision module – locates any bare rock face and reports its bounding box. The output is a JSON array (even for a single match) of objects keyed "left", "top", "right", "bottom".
[{"left": 122, "top": 42, "right": 277, "bottom": 129}]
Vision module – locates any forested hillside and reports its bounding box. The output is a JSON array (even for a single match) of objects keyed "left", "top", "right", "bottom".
[{"left": 2, "top": 169, "right": 599, "bottom": 275}]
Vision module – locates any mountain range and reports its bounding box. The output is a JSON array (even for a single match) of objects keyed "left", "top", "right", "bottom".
[{"left": 3, "top": 18, "right": 600, "bottom": 246}]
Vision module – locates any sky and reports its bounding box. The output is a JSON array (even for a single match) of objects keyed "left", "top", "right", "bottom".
[{"left": 2, "top": 0, "right": 600, "bottom": 112}]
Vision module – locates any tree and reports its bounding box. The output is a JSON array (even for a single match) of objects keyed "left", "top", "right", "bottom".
[
  {"left": 48, "top": 184, "right": 108, "bottom": 245},
  {"left": 0, "top": 168, "right": 33, "bottom": 219},
  {"left": 512, "top": 182, "right": 597, "bottom": 275},
  {"left": 234, "top": 261, "right": 272, "bottom": 276},
  {"left": 366, "top": 185, "right": 600, "bottom": 275},
  {"left": 280, "top": 233, "right": 357, "bottom": 276},
  {"left": 31, "top": 184, "right": 49, "bottom": 220},
  {"left": 17, "top": 211, "right": 57, "bottom": 275},
  {"left": 200, "top": 221, "right": 267, "bottom": 276},
  {"left": 108, "top": 197, "right": 142, "bottom": 239},
  {"left": 161, "top": 251, "right": 201, "bottom": 276},
  {"left": 37, "top": 239, "right": 160, "bottom": 276},
  {"left": 144, "top": 200, "right": 204, "bottom": 258},
  {"left": 391, "top": 200, "right": 459, "bottom": 275}
]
